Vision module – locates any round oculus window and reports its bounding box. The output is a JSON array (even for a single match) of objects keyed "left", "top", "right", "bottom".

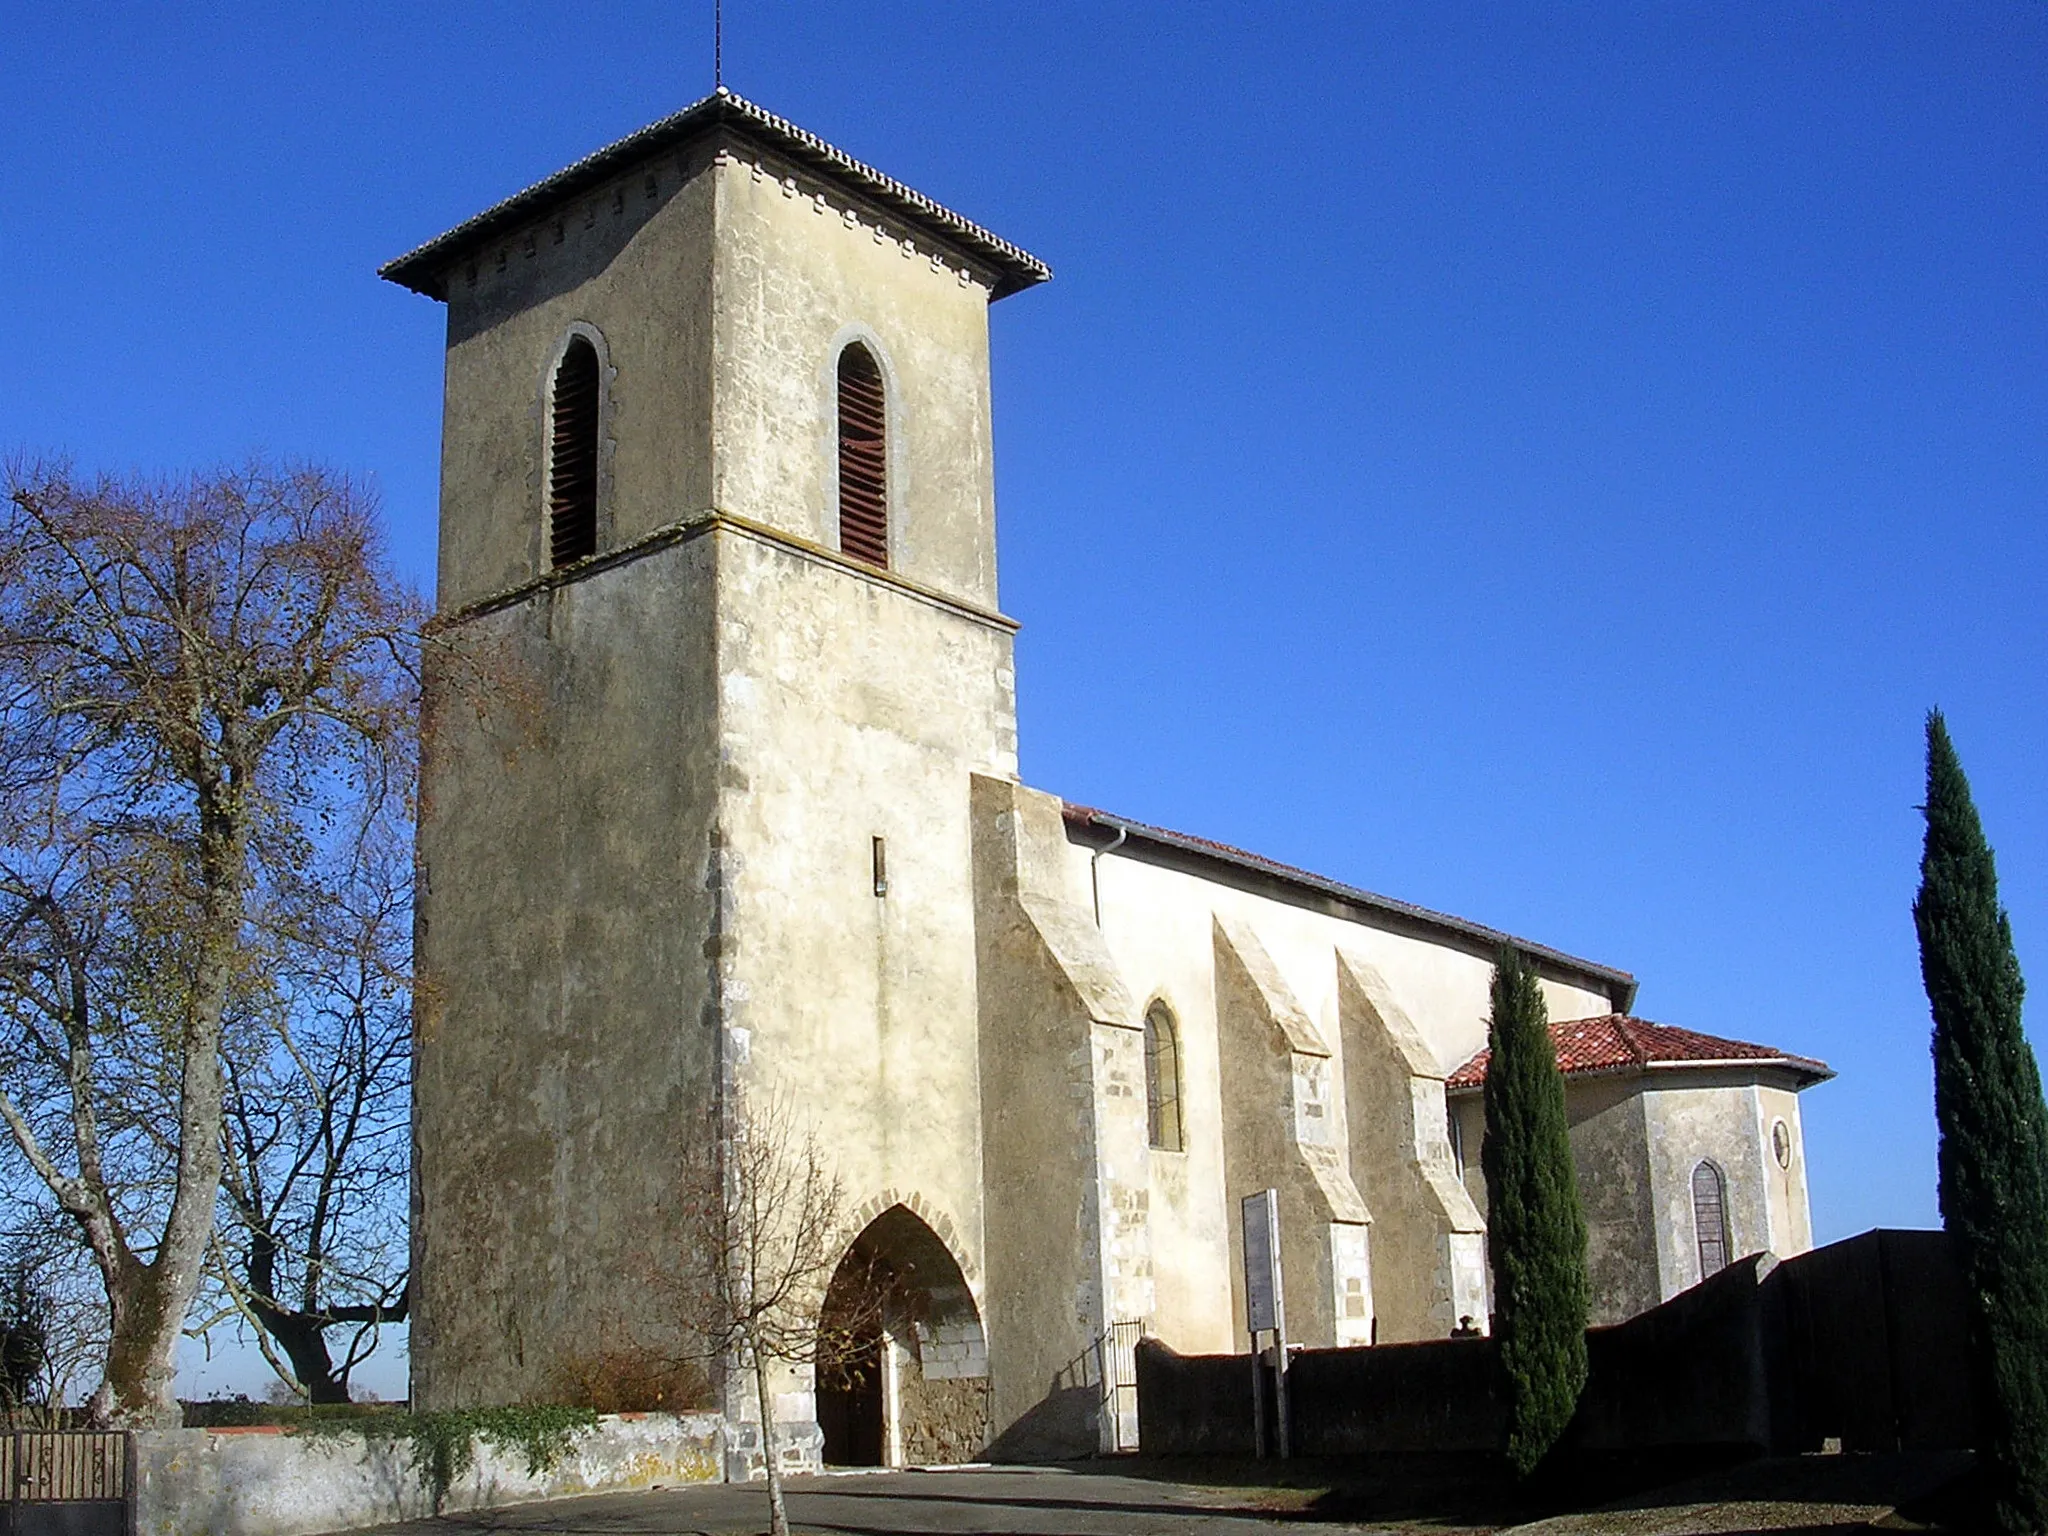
[{"left": 1771, "top": 1119, "right": 1794, "bottom": 1170}]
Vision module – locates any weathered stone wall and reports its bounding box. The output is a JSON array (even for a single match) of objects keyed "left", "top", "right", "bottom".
[
  {"left": 1451, "top": 1070, "right": 1818, "bottom": 1326},
  {"left": 1078, "top": 836, "right": 1616, "bottom": 1358},
  {"left": 1212, "top": 913, "right": 1372, "bottom": 1349},
  {"left": 711, "top": 525, "right": 1015, "bottom": 1429},
  {"left": 1139, "top": 1232, "right": 1973, "bottom": 1462},
  {"left": 1451, "top": 1091, "right": 1486, "bottom": 1214},
  {"left": 1643, "top": 1077, "right": 1781, "bottom": 1300},
  {"left": 413, "top": 539, "right": 722, "bottom": 1408},
  {"left": 429, "top": 128, "right": 1002, "bottom": 617},
  {"left": 418, "top": 128, "right": 728, "bottom": 1409},
  {"left": 711, "top": 142, "right": 1001, "bottom": 608},
  {"left": 723, "top": 1400, "right": 824, "bottom": 1484},
  {"left": 696, "top": 131, "right": 1022, "bottom": 1433},
  {"left": 136, "top": 1413, "right": 722, "bottom": 1536},
  {"left": 417, "top": 112, "right": 1020, "bottom": 1426},
  {"left": 1084, "top": 868, "right": 1235, "bottom": 1363},
  {"left": 973, "top": 775, "right": 1149, "bottom": 1458},
  {"left": 898, "top": 1365, "right": 993, "bottom": 1465},
  {"left": 1564, "top": 1074, "right": 1661, "bottom": 1324},
  {"left": 1336, "top": 952, "right": 1488, "bottom": 1340},
  {"left": 435, "top": 142, "right": 718, "bottom": 610},
  {"left": 710, "top": 525, "right": 1013, "bottom": 1145},
  {"left": 1757, "top": 1084, "right": 1814, "bottom": 1258}
]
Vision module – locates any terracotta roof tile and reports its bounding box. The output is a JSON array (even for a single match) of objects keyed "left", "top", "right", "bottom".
[{"left": 1444, "top": 1015, "right": 1832, "bottom": 1092}]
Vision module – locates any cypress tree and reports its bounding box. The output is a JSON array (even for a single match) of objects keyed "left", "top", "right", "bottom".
[
  {"left": 1915, "top": 710, "right": 2048, "bottom": 1534},
  {"left": 1481, "top": 945, "right": 1590, "bottom": 1477}
]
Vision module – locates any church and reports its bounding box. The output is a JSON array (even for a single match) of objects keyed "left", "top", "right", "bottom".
[{"left": 384, "top": 91, "right": 1831, "bottom": 1469}]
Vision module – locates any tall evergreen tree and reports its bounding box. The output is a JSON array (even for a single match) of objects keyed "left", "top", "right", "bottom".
[
  {"left": 1481, "top": 946, "right": 1590, "bottom": 1477},
  {"left": 1916, "top": 711, "right": 2048, "bottom": 1534}
]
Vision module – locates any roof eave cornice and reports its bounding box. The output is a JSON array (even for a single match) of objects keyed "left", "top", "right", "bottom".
[
  {"left": 379, "top": 89, "right": 1052, "bottom": 302},
  {"left": 1639, "top": 1057, "right": 1837, "bottom": 1089},
  {"left": 1067, "top": 805, "right": 1637, "bottom": 1011},
  {"left": 1446, "top": 1055, "right": 1835, "bottom": 1098}
]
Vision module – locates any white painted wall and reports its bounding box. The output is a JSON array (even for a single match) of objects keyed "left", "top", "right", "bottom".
[
  {"left": 136, "top": 1414, "right": 723, "bottom": 1536},
  {"left": 1078, "top": 838, "right": 1615, "bottom": 1352}
]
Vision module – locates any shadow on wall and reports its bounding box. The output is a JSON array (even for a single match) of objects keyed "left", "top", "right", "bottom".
[
  {"left": 984, "top": 1385, "right": 1101, "bottom": 1463},
  {"left": 989, "top": 1313, "right": 1175, "bottom": 1463},
  {"left": 1138, "top": 1229, "right": 1976, "bottom": 1461}
]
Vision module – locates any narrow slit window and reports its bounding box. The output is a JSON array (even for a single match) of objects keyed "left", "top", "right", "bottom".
[
  {"left": 548, "top": 337, "right": 600, "bottom": 567},
  {"left": 837, "top": 343, "right": 888, "bottom": 567},
  {"left": 1144, "top": 1003, "right": 1184, "bottom": 1152},
  {"left": 1692, "top": 1160, "right": 1730, "bottom": 1279}
]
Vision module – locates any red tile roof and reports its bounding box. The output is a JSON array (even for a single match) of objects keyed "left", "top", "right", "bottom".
[{"left": 1445, "top": 1015, "right": 1832, "bottom": 1093}]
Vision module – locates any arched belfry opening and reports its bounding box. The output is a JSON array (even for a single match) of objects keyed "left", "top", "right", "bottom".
[
  {"left": 547, "top": 335, "right": 601, "bottom": 567},
  {"left": 835, "top": 342, "right": 888, "bottom": 567},
  {"left": 816, "top": 1204, "right": 988, "bottom": 1467}
]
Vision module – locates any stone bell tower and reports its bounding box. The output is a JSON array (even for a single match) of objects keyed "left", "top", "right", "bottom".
[{"left": 383, "top": 91, "right": 1048, "bottom": 1417}]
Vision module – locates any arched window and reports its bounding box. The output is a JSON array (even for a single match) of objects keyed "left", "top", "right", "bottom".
[
  {"left": 548, "top": 336, "right": 600, "bottom": 567},
  {"left": 1144, "top": 1003, "right": 1184, "bottom": 1152},
  {"left": 1692, "top": 1160, "right": 1730, "bottom": 1279},
  {"left": 836, "top": 342, "right": 888, "bottom": 567}
]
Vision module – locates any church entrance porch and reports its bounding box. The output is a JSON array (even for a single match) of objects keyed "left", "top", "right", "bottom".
[{"left": 817, "top": 1204, "right": 990, "bottom": 1467}]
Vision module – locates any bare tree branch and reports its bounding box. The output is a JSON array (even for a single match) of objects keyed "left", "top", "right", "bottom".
[
  {"left": 665, "top": 1085, "right": 883, "bottom": 1536},
  {"left": 0, "top": 458, "right": 422, "bottom": 1425}
]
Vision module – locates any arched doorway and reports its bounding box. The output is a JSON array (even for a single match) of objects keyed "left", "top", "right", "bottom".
[{"left": 816, "top": 1204, "right": 988, "bottom": 1467}]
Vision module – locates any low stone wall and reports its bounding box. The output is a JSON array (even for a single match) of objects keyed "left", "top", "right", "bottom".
[
  {"left": 1291, "top": 1335, "right": 1502, "bottom": 1456},
  {"left": 1136, "top": 1229, "right": 1976, "bottom": 1462},
  {"left": 1570, "top": 1251, "right": 1777, "bottom": 1453},
  {"left": 1135, "top": 1334, "right": 1504, "bottom": 1458},
  {"left": 1133, "top": 1338, "right": 1255, "bottom": 1458},
  {"left": 1764, "top": 1227, "right": 1976, "bottom": 1453},
  {"left": 723, "top": 1410, "right": 824, "bottom": 1484},
  {"left": 135, "top": 1412, "right": 723, "bottom": 1536}
]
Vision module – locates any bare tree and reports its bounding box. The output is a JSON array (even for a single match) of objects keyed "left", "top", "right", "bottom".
[
  {"left": 676, "top": 1087, "right": 877, "bottom": 1536},
  {"left": 208, "top": 800, "right": 412, "bottom": 1403},
  {"left": 0, "top": 460, "right": 420, "bottom": 1426}
]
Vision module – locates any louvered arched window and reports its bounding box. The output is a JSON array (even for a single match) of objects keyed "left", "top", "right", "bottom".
[
  {"left": 548, "top": 336, "right": 601, "bottom": 568},
  {"left": 1692, "top": 1160, "right": 1730, "bottom": 1279},
  {"left": 836, "top": 343, "right": 888, "bottom": 567},
  {"left": 1144, "top": 1003, "right": 1184, "bottom": 1152}
]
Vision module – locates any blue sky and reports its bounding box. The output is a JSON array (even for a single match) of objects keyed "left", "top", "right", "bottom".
[{"left": 5, "top": 5, "right": 2045, "bottom": 1396}]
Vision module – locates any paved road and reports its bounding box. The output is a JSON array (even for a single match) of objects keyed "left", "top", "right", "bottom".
[
  {"left": 357, "top": 1457, "right": 1933, "bottom": 1536},
  {"left": 362, "top": 1466, "right": 1349, "bottom": 1535}
]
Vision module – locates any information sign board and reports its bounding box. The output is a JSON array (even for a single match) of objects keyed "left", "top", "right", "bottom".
[{"left": 1241, "top": 1188, "right": 1284, "bottom": 1336}]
